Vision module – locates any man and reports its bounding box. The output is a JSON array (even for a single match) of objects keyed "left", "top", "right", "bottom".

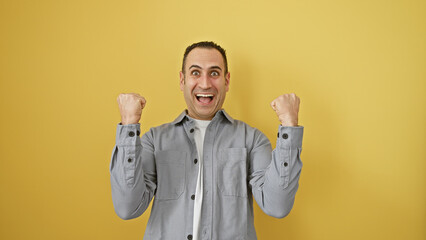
[{"left": 110, "top": 41, "right": 304, "bottom": 240}]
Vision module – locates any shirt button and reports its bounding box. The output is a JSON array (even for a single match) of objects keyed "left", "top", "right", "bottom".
[
  {"left": 284, "top": 162, "right": 288, "bottom": 167},
  {"left": 128, "top": 131, "right": 135, "bottom": 137},
  {"left": 187, "top": 234, "right": 193, "bottom": 240},
  {"left": 277, "top": 132, "right": 279, "bottom": 138},
  {"left": 194, "top": 159, "right": 198, "bottom": 164},
  {"left": 282, "top": 133, "right": 288, "bottom": 139},
  {"left": 128, "top": 158, "right": 132, "bottom": 163},
  {"left": 190, "top": 128, "right": 194, "bottom": 133},
  {"left": 191, "top": 194, "right": 195, "bottom": 200},
  {"left": 136, "top": 130, "right": 140, "bottom": 136}
]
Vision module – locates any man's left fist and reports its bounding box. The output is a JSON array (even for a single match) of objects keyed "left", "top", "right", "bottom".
[{"left": 270, "top": 93, "right": 300, "bottom": 127}]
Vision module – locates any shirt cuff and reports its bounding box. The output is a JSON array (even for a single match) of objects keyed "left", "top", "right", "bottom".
[
  {"left": 116, "top": 123, "right": 141, "bottom": 146},
  {"left": 277, "top": 125, "right": 304, "bottom": 149}
]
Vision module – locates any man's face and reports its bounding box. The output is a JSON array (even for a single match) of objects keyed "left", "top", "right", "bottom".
[{"left": 180, "top": 48, "right": 230, "bottom": 120}]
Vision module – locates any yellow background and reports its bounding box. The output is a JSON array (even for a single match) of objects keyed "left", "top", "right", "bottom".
[{"left": 1, "top": 0, "right": 425, "bottom": 239}]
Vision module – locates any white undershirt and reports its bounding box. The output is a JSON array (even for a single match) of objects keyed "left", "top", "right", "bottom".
[{"left": 192, "top": 118, "right": 210, "bottom": 240}]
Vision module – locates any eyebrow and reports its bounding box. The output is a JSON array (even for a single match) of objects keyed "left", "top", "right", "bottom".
[
  {"left": 210, "top": 66, "right": 222, "bottom": 71},
  {"left": 189, "top": 65, "right": 202, "bottom": 70},
  {"left": 189, "top": 65, "right": 222, "bottom": 71}
]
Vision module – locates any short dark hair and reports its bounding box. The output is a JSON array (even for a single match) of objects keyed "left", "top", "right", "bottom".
[{"left": 182, "top": 41, "right": 228, "bottom": 74}]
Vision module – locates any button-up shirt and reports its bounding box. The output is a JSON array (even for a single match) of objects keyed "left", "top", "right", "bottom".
[{"left": 110, "top": 109, "right": 304, "bottom": 240}]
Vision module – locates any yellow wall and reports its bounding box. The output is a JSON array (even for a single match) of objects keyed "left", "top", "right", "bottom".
[{"left": 1, "top": 0, "right": 425, "bottom": 239}]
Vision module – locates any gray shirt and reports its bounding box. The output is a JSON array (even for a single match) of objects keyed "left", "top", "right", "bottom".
[{"left": 110, "top": 109, "right": 304, "bottom": 240}]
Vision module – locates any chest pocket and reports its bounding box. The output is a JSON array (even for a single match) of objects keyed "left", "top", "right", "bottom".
[
  {"left": 217, "top": 148, "right": 248, "bottom": 197},
  {"left": 155, "top": 150, "right": 186, "bottom": 200}
]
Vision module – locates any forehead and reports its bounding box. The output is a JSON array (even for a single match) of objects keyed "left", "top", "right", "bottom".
[{"left": 185, "top": 48, "right": 224, "bottom": 69}]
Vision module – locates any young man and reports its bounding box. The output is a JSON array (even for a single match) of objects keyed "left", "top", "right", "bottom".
[{"left": 110, "top": 41, "right": 304, "bottom": 240}]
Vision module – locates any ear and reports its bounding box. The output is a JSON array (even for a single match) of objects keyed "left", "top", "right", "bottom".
[
  {"left": 225, "top": 72, "right": 230, "bottom": 92},
  {"left": 179, "top": 71, "right": 185, "bottom": 91}
]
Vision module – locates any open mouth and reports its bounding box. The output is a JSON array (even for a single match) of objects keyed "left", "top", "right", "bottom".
[{"left": 195, "top": 93, "right": 214, "bottom": 104}]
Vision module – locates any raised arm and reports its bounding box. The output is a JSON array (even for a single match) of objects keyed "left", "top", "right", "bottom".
[
  {"left": 110, "top": 93, "right": 156, "bottom": 220},
  {"left": 249, "top": 93, "right": 304, "bottom": 218}
]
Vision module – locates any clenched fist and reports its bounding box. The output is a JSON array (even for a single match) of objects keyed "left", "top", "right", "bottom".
[
  {"left": 270, "top": 93, "right": 300, "bottom": 127},
  {"left": 117, "top": 93, "right": 146, "bottom": 125}
]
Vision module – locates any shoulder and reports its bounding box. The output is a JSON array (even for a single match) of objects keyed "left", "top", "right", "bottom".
[
  {"left": 228, "top": 117, "right": 269, "bottom": 145},
  {"left": 144, "top": 121, "right": 177, "bottom": 138},
  {"left": 231, "top": 117, "right": 264, "bottom": 134},
  {"left": 226, "top": 117, "right": 271, "bottom": 151}
]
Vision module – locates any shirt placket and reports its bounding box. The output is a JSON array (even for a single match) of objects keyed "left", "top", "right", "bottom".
[
  {"left": 200, "top": 117, "right": 223, "bottom": 240},
  {"left": 183, "top": 119, "right": 203, "bottom": 240}
]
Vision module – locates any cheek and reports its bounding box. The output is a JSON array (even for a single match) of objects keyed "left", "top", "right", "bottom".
[
  {"left": 213, "top": 80, "right": 226, "bottom": 92},
  {"left": 185, "top": 82, "right": 196, "bottom": 95}
]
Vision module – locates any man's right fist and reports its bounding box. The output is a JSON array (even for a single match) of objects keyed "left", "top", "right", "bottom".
[{"left": 117, "top": 93, "right": 146, "bottom": 125}]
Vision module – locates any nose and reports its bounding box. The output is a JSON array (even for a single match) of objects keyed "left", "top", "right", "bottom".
[{"left": 198, "top": 74, "right": 212, "bottom": 89}]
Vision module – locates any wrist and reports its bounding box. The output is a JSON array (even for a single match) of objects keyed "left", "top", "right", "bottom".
[
  {"left": 281, "top": 122, "right": 298, "bottom": 127},
  {"left": 278, "top": 115, "right": 298, "bottom": 126},
  {"left": 121, "top": 116, "right": 140, "bottom": 125}
]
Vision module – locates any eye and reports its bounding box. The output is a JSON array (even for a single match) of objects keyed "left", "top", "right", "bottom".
[
  {"left": 191, "top": 70, "right": 200, "bottom": 76},
  {"left": 210, "top": 71, "right": 219, "bottom": 76}
]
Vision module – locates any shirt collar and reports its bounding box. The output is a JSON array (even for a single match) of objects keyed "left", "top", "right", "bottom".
[{"left": 171, "top": 109, "right": 234, "bottom": 125}]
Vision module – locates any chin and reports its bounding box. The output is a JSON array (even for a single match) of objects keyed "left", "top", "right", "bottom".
[{"left": 194, "top": 109, "right": 216, "bottom": 119}]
